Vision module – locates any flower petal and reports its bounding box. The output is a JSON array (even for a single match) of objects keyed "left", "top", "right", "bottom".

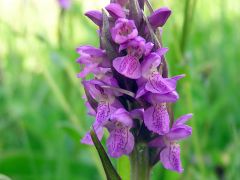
[
  {"left": 143, "top": 103, "right": 170, "bottom": 135},
  {"left": 148, "top": 7, "right": 171, "bottom": 29},
  {"left": 76, "top": 45, "right": 105, "bottom": 57},
  {"left": 110, "top": 108, "right": 133, "bottom": 127},
  {"left": 77, "top": 63, "right": 98, "bottom": 78},
  {"left": 135, "top": 84, "right": 147, "bottom": 98},
  {"left": 105, "top": 3, "right": 126, "bottom": 19},
  {"left": 173, "top": 113, "right": 193, "bottom": 127},
  {"left": 85, "top": 10, "right": 103, "bottom": 26},
  {"left": 96, "top": 102, "right": 111, "bottom": 126},
  {"left": 144, "top": 42, "right": 154, "bottom": 56},
  {"left": 166, "top": 125, "right": 192, "bottom": 141},
  {"left": 146, "top": 73, "right": 184, "bottom": 94},
  {"left": 107, "top": 127, "right": 134, "bottom": 158},
  {"left": 149, "top": 136, "right": 165, "bottom": 148},
  {"left": 130, "top": 108, "right": 144, "bottom": 121},
  {"left": 145, "top": 90, "right": 179, "bottom": 103},
  {"left": 156, "top": 47, "right": 169, "bottom": 56},
  {"left": 141, "top": 53, "right": 161, "bottom": 79},
  {"left": 81, "top": 126, "right": 104, "bottom": 145},
  {"left": 113, "top": 56, "right": 141, "bottom": 79},
  {"left": 111, "top": 18, "right": 138, "bottom": 44},
  {"left": 82, "top": 80, "right": 104, "bottom": 100},
  {"left": 160, "top": 143, "right": 183, "bottom": 173}
]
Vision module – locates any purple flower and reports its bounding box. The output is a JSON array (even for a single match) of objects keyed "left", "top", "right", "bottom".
[
  {"left": 119, "top": 36, "right": 153, "bottom": 58},
  {"left": 148, "top": 7, "right": 172, "bottom": 29},
  {"left": 144, "top": 103, "right": 170, "bottom": 135},
  {"left": 136, "top": 52, "right": 185, "bottom": 97},
  {"left": 145, "top": 73, "right": 185, "bottom": 94},
  {"left": 113, "top": 55, "right": 141, "bottom": 79},
  {"left": 113, "top": 36, "right": 153, "bottom": 79},
  {"left": 149, "top": 114, "right": 193, "bottom": 173},
  {"left": 58, "top": 0, "right": 71, "bottom": 9},
  {"left": 106, "top": 108, "right": 134, "bottom": 157},
  {"left": 77, "top": 1, "right": 192, "bottom": 174},
  {"left": 81, "top": 79, "right": 122, "bottom": 145},
  {"left": 85, "top": 10, "right": 103, "bottom": 26},
  {"left": 106, "top": 3, "right": 126, "bottom": 19},
  {"left": 81, "top": 80, "right": 134, "bottom": 157},
  {"left": 111, "top": 18, "right": 138, "bottom": 44},
  {"left": 76, "top": 46, "right": 110, "bottom": 78}
]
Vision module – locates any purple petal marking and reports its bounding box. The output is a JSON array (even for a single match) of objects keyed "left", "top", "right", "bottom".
[
  {"left": 96, "top": 101, "right": 111, "bottom": 126},
  {"left": 160, "top": 143, "right": 183, "bottom": 173},
  {"left": 107, "top": 127, "right": 134, "bottom": 158},
  {"left": 148, "top": 7, "right": 172, "bottom": 29},
  {"left": 141, "top": 53, "right": 161, "bottom": 79},
  {"left": 81, "top": 126, "right": 104, "bottom": 145},
  {"left": 111, "top": 18, "right": 138, "bottom": 44},
  {"left": 166, "top": 125, "right": 192, "bottom": 141},
  {"left": 113, "top": 55, "right": 141, "bottom": 79},
  {"left": 105, "top": 3, "right": 126, "bottom": 19},
  {"left": 173, "top": 113, "right": 193, "bottom": 127},
  {"left": 110, "top": 108, "right": 133, "bottom": 127},
  {"left": 143, "top": 103, "right": 170, "bottom": 135},
  {"left": 85, "top": 10, "right": 103, "bottom": 26}
]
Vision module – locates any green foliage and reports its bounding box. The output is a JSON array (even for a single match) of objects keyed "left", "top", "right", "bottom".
[
  {"left": 0, "top": 0, "right": 240, "bottom": 180},
  {"left": 90, "top": 129, "right": 121, "bottom": 180}
]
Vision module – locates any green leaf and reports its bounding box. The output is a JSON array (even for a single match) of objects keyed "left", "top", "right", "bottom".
[
  {"left": 90, "top": 129, "right": 121, "bottom": 180},
  {"left": 117, "top": 156, "right": 130, "bottom": 180}
]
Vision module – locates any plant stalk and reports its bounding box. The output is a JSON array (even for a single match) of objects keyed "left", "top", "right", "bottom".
[{"left": 130, "top": 143, "right": 151, "bottom": 180}]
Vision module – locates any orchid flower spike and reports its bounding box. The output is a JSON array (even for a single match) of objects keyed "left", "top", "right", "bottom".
[{"left": 76, "top": 0, "right": 192, "bottom": 175}]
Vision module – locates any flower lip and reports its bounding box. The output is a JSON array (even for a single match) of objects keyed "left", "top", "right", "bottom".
[
  {"left": 113, "top": 55, "right": 141, "bottom": 79},
  {"left": 111, "top": 18, "right": 138, "bottom": 44}
]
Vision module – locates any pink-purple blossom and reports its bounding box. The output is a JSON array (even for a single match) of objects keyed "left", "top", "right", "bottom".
[
  {"left": 76, "top": 0, "right": 192, "bottom": 174},
  {"left": 149, "top": 114, "right": 193, "bottom": 172},
  {"left": 58, "top": 0, "right": 71, "bottom": 9}
]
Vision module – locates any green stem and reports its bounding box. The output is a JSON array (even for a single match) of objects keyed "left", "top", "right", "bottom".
[{"left": 130, "top": 143, "right": 151, "bottom": 180}]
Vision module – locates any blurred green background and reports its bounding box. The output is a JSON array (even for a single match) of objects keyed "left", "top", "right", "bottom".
[{"left": 0, "top": 0, "right": 240, "bottom": 179}]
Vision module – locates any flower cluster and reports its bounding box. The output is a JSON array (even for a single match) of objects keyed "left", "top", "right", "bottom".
[{"left": 77, "top": 0, "right": 192, "bottom": 173}]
